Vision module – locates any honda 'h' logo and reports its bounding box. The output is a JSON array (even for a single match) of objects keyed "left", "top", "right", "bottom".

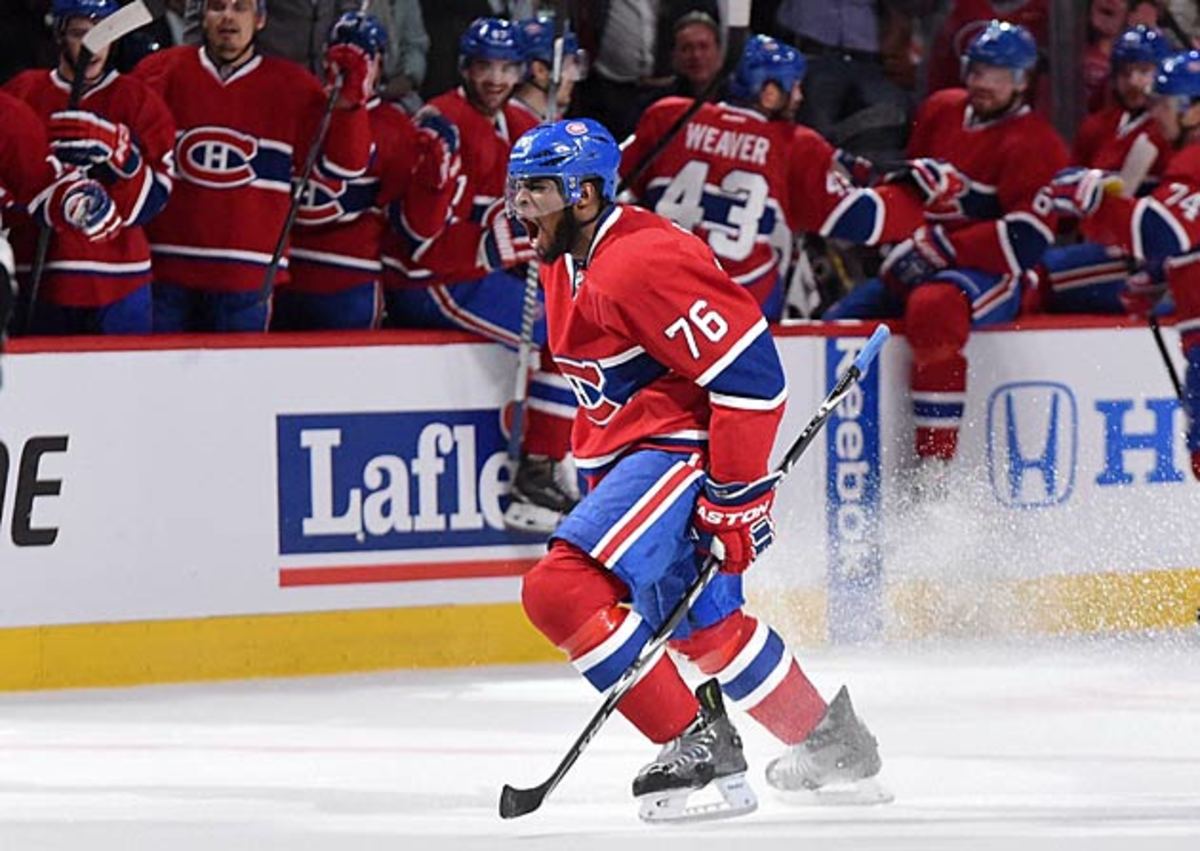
[{"left": 986, "top": 381, "right": 1078, "bottom": 508}]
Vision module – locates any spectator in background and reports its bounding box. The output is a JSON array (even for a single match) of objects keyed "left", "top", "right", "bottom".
[
  {"left": 1083, "top": 0, "right": 1132, "bottom": 112},
  {"left": 774, "top": 0, "right": 917, "bottom": 163},
  {"left": 574, "top": 0, "right": 673, "bottom": 141},
  {"left": 665, "top": 11, "right": 724, "bottom": 98},
  {"left": 379, "top": 0, "right": 430, "bottom": 110}
]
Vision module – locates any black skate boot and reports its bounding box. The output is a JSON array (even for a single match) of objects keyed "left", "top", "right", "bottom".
[
  {"left": 503, "top": 454, "right": 578, "bottom": 534},
  {"left": 765, "top": 685, "right": 893, "bottom": 805},
  {"left": 632, "top": 679, "right": 758, "bottom": 823}
]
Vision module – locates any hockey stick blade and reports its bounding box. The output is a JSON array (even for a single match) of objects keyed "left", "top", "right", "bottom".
[
  {"left": 496, "top": 323, "right": 890, "bottom": 819},
  {"left": 83, "top": 0, "right": 152, "bottom": 54}
]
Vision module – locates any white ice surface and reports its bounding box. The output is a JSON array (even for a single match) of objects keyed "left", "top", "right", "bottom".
[{"left": 1, "top": 637, "right": 1199, "bottom": 851}]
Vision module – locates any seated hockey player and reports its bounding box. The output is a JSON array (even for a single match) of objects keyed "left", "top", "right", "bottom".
[
  {"left": 5, "top": 0, "right": 174, "bottom": 336},
  {"left": 823, "top": 20, "right": 1068, "bottom": 482},
  {"left": 621, "top": 34, "right": 930, "bottom": 322},
  {"left": 1043, "top": 48, "right": 1200, "bottom": 481},
  {"left": 1038, "top": 25, "right": 1174, "bottom": 316},
  {"left": 508, "top": 117, "right": 890, "bottom": 822}
]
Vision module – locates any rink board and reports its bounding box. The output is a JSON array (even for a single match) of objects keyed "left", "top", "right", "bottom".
[{"left": 0, "top": 320, "right": 1197, "bottom": 689}]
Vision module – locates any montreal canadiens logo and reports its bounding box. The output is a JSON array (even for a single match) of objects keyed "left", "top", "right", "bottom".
[
  {"left": 176, "top": 126, "right": 258, "bottom": 189},
  {"left": 296, "top": 172, "right": 348, "bottom": 225},
  {"left": 564, "top": 121, "right": 589, "bottom": 137},
  {"left": 555, "top": 356, "right": 621, "bottom": 425}
]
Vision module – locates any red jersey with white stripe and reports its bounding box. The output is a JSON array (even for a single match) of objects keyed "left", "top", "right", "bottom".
[
  {"left": 1072, "top": 105, "right": 1171, "bottom": 186},
  {"left": 908, "top": 89, "right": 1068, "bottom": 275},
  {"left": 132, "top": 46, "right": 371, "bottom": 292},
  {"left": 621, "top": 98, "right": 922, "bottom": 303},
  {"left": 382, "top": 87, "right": 537, "bottom": 289},
  {"left": 541, "top": 204, "right": 786, "bottom": 484},
  {"left": 3, "top": 68, "right": 174, "bottom": 307},
  {"left": 291, "top": 99, "right": 454, "bottom": 293}
]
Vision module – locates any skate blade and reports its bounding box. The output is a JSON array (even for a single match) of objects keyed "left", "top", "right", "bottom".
[
  {"left": 773, "top": 775, "right": 893, "bottom": 807},
  {"left": 638, "top": 773, "right": 758, "bottom": 824},
  {"left": 502, "top": 501, "right": 562, "bottom": 535}
]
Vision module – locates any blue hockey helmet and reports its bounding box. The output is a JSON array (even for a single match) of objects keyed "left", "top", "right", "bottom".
[
  {"left": 459, "top": 17, "right": 526, "bottom": 67},
  {"left": 519, "top": 16, "right": 581, "bottom": 67},
  {"left": 52, "top": 0, "right": 118, "bottom": 27},
  {"left": 728, "top": 34, "right": 807, "bottom": 102},
  {"left": 508, "top": 118, "right": 620, "bottom": 213},
  {"left": 962, "top": 20, "right": 1038, "bottom": 78},
  {"left": 328, "top": 11, "right": 388, "bottom": 59},
  {"left": 1111, "top": 25, "right": 1171, "bottom": 72},
  {"left": 1155, "top": 49, "right": 1200, "bottom": 100}
]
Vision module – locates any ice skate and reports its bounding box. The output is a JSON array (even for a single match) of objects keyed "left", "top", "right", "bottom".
[
  {"left": 503, "top": 455, "right": 578, "bottom": 534},
  {"left": 633, "top": 679, "right": 758, "bottom": 824},
  {"left": 765, "top": 685, "right": 893, "bottom": 806}
]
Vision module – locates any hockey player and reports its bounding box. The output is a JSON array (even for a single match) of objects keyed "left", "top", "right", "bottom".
[
  {"left": 4, "top": 0, "right": 174, "bottom": 335},
  {"left": 1038, "top": 25, "right": 1174, "bottom": 316},
  {"left": 281, "top": 12, "right": 459, "bottom": 331},
  {"left": 621, "top": 34, "right": 930, "bottom": 322},
  {"left": 383, "top": 17, "right": 579, "bottom": 535},
  {"left": 508, "top": 118, "right": 889, "bottom": 821},
  {"left": 2, "top": 90, "right": 121, "bottom": 376},
  {"left": 511, "top": 15, "right": 585, "bottom": 124},
  {"left": 1043, "top": 48, "right": 1200, "bottom": 481},
  {"left": 824, "top": 21, "right": 1068, "bottom": 470},
  {"left": 133, "top": 0, "right": 372, "bottom": 333}
]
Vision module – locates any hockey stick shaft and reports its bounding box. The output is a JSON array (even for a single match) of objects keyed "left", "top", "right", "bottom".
[
  {"left": 507, "top": 5, "right": 569, "bottom": 463},
  {"left": 259, "top": 73, "right": 344, "bottom": 303},
  {"left": 1149, "top": 314, "right": 1185, "bottom": 401},
  {"left": 498, "top": 323, "right": 891, "bottom": 819}
]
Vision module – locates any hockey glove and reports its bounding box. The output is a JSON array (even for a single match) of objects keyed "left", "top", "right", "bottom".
[
  {"left": 1119, "top": 258, "right": 1169, "bottom": 317},
  {"left": 414, "top": 109, "right": 462, "bottom": 188},
  {"left": 48, "top": 110, "right": 141, "bottom": 179},
  {"left": 324, "top": 42, "right": 373, "bottom": 107},
  {"left": 60, "top": 179, "right": 121, "bottom": 242},
  {"left": 480, "top": 198, "right": 535, "bottom": 270},
  {"left": 1042, "top": 167, "right": 1114, "bottom": 219},
  {"left": 834, "top": 148, "right": 875, "bottom": 187},
  {"left": 692, "top": 473, "right": 781, "bottom": 574},
  {"left": 880, "top": 224, "right": 955, "bottom": 291},
  {"left": 897, "top": 158, "right": 968, "bottom": 212}
]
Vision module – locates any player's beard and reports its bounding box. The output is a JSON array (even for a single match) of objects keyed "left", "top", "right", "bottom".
[{"left": 538, "top": 210, "right": 580, "bottom": 263}]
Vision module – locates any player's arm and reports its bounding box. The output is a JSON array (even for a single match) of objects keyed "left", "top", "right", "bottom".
[
  {"left": 302, "top": 58, "right": 373, "bottom": 182},
  {"left": 940, "top": 135, "right": 1067, "bottom": 276},
  {"left": 787, "top": 128, "right": 925, "bottom": 245},
  {"left": 384, "top": 107, "right": 460, "bottom": 244}
]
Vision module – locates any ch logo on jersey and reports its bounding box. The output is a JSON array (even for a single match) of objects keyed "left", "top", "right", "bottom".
[
  {"left": 297, "top": 172, "right": 348, "bottom": 225},
  {"left": 176, "top": 126, "right": 259, "bottom": 189},
  {"left": 554, "top": 356, "right": 622, "bottom": 425}
]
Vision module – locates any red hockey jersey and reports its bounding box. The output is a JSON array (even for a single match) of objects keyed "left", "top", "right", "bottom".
[
  {"left": 621, "top": 98, "right": 923, "bottom": 299},
  {"left": 382, "top": 87, "right": 538, "bottom": 289},
  {"left": 4, "top": 68, "right": 174, "bottom": 307},
  {"left": 1072, "top": 105, "right": 1171, "bottom": 189},
  {"left": 133, "top": 46, "right": 371, "bottom": 292},
  {"left": 0, "top": 91, "right": 70, "bottom": 222},
  {"left": 291, "top": 98, "right": 454, "bottom": 294},
  {"left": 908, "top": 89, "right": 1067, "bottom": 275},
  {"left": 541, "top": 204, "right": 785, "bottom": 484}
]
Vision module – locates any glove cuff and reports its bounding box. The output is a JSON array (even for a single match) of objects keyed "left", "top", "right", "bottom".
[{"left": 703, "top": 471, "right": 782, "bottom": 505}]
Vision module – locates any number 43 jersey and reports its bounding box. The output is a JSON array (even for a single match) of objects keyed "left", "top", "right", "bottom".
[{"left": 540, "top": 204, "right": 786, "bottom": 485}]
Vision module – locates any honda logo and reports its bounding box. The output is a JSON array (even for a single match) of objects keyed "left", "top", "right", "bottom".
[{"left": 986, "top": 382, "right": 1078, "bottom": 508}]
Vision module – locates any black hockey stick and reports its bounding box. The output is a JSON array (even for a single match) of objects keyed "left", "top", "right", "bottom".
[
  {"left": 259, "top": 72, "right": 344, "bottom": 303},
  {"left": 616, "top": 0, "right": 751, "bottom": 197},
  {"left": 507, "top": 4, "right": 569, "bottom": 467},
  {"left": 1149, "top": 314, "right": 1185, "bottom": 401},
  {"left": 498, "top": 322, "right": 891, "bottom": 820},
  {"left": 24, "top": 0, "right": 154, "bottom": 332}
]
